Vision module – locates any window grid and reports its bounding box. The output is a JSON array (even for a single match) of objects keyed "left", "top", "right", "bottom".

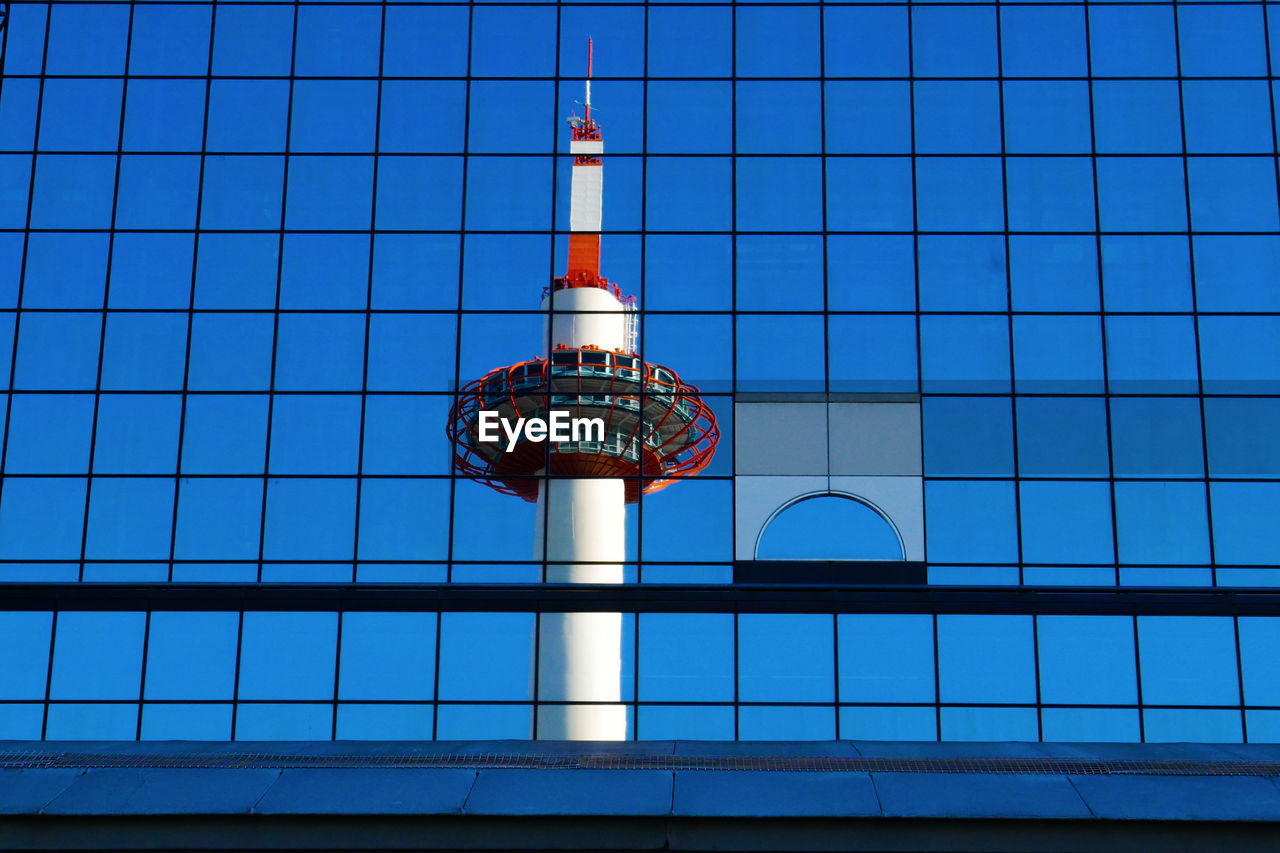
[
  {"left": 0, "top": 1, "right": 1278, "bottom": 741},
  {"left": 3, "top": 609, "right": 1278, "bottom": 743}
]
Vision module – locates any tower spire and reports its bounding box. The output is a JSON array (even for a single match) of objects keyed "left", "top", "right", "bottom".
[{"left": 563, "top": 38, "right": 604, "bottom": 289}]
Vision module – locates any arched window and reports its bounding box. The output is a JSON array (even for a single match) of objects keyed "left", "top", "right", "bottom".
[{"left": 756, "top": 494, "right": 904, "bottom": 561}]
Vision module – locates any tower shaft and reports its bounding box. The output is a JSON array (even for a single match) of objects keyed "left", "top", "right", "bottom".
[{"left": 534, "top": 40, "right": 628, "bottom": 741}]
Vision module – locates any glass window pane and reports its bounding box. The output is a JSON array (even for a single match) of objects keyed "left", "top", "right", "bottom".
[
  {"left": 914, "top": 82, "right": 1000, "bottom": 154},
  {"left": 236, "top": 705, "right": 332, "bottom": 741},
  {"left": 938, "top": 615, "right": 1035, "bottom": 704},
  {"left": 739, "top": 706, "right": 835, "bottom": 741},
  {"left": 1178, "top": 6, "right": 1265, "bottom": 77},
  {"left": 916, "top": 158, "right": 1004, "bottom": 232},
  {"left": 5, "top": 393, "right": 94, "bottom": 474},
  {"left": 1194, "top": 237, "right": 1280, "bottom": 312},
  {"left": 1020, "top": 482, "right": 1115, "bottom": 565},
  {"left": 357, "top": 480, "right": 450, "bottom": 561},
  {"left": 268, "top": 396, "right": 361, "bottom": 476},
  {"left": 921, "top": 315, "right": 1010, "bottom": 394},
  {"left": 827, "top": 236, "right": 914, "bottom": 311},
  {"left": 145, "top": 612, "right": 239, "bottom": 700},
  {"left": 438, "top": 613, "right": 535, "bottom": 701},
  {"left": 824, "top": 7, "right": 908, "bottom": 77},
  {"left": 1200, "top": 316, "right": 1280, "bottom": 394},
  {"left": 1210, "top": 483, "right": 1280, "bottom": 566},
  {"left": 383, "top": 5, "right": 468, "bottom": 76},
  {"left": 1205, "top": 399, "right": 1280, "bottom": 478},
  {"left": 1138, "top": 616, "right": 1240, "bottom": 706},
  {"left": 638, "top": 614, "right": 734, "bottom": 702},
  {"left": 923, "top": 397, "right": 1014, "bottom": 477},
  {"left": 100, "top": 313, "right": 188, "bottom": 390},
  {"left": 941, "top": 707, "right": 1039, "bottom": 741},
  {"left": 335, "top": 705, "right": 434, "bottom": 741},
  {"left": 0, "top": 478, "right": 87, "bottom": 560},
  {"left": 142, "top": 705, "right": 232, "bottom": 740},
  {"left": 238, "top": 612, "right": 338, "bottom": 700},
  {"left": 1040, "top": 709, "right": 1139, "bottom": 743},
  {"left": 130, "top": 4, "right": 211, "bottom": 75},
  {"left": 213, "top": 4, "right": 294, "bottom": 76},
  {"left": 1238, "top": 618, "right": 1280, "bottom": 707},
  {"left": 1037, "top": 616, "right": 1137, "bottom": 705},
  {"left": 1016, "top": 397, "right": 1108, "bottom": 478},
  {"left": 1096, "top": 159, "right": 1186, "bottom": 232},
  {"left": 826, "top": 158, "right": 912, "bottom": 232},
  {"left": 737, "top": 7, "right": 818, "bottom": 77},
  {"left": 0, "top": 612, "right": 53, "bottom": 700},
  {"left": 50, "top": 612, "right": 146, "bottom": 700},
  {"left": 649, "top": 6, "right": 731, "bottom": 77},
  {"left": 470, "top": 6, "right": 556, "bottom": 76},
  {"left": 46, "top": 704, "right": 138, "bottom": 740},
  {"left": 339, "top": 613, "right": 437, "bottom": 701},
  {"left": 1101, "top": 236, "right": 1192, "bottom": 312},
  {"left": 173, "top": 478, "right": 263, "bottom": 560},
  {"left": 85, "top": 478, "right": 175, "bottom": 560},
  {"left": 918, "top": 236, "right": 1005, "bottom": 311},
  {"left": 279, "top": 234, "right": 368, "bottom": 310},
  {"left": 925, "top": 481, "right": 1018, "bottom": 563},
  {"left": 1000, "top": 7, "right": 1086, "bottom": 77},
  {"left": 840, "top": 707, "right": 937, "bottom": 741},
  {"left": 263, "top": 478, "right": 356, "bottom": 561},
  {"left": 1093, "top": 81, "right": 1182, "bottom": 155},
  {"left": 737, "top": 158, "right": 822, "bottom": 232},
  {"left": 1004, "top": 82, "right": 1091, "bottom": 155},
  {"left": 47, "top": 4, "right": 130, "bottom": 74},
  {"left": 737, "top": 234, "right": 824, "bottom": 307},
  {"left": 1143, "top": 709, "right": 1241, "bottom": 744},
  {"left": 738, "top": 615, "right": 834, "bottom": 703},
  {"left": 1009, "top": 236, "right": 1098, "bottom": 311},
  {"left": 295, "top": 5, "right": 380, "bottom": 76},
  {"left": 828, "top": 315, "right": 918, "bottom": 395},
  {"left": 1104, "top": 316, "right": 1199, "bottom": 394},
  {"left": 1115, "top": 482, "right": 1211, "bottom": 566},
  {"left": 1089, "top": 7, "right": 1176, "bottom": 76},
  {"left": 1110, "top": 397, "right": 1204, "bottom": 479},
  {"left": 1188, "top": 158, "right": 1279, "bottom": 233},
  {"left": 825, "top": 83, "right": 911, "bottom": 154},
  {"left": 839, "top": 615, "right": 935, "bottom": 703},
  {"left": 109, "top": 234, "right": 194, "bottom": 309},
  {"left": 639, "top": 706, "right": 734, "bottom": 741},
  {"left": 912, "top": 7, "right": 997, "bottom": 77}
]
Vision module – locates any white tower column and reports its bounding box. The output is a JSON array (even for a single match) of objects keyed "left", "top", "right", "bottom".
[
  {"left": 534, "top": 477, "right": 627, "bottom": 740},
  {"left": 534, "top": 277, "right": 629, "bottom": 740}
]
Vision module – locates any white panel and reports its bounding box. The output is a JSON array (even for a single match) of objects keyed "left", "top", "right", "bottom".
[
  {"left": 828, "top": 403, "right": 922, "bottom": 476},
  {"left": 829, "top": 476, "right": 924, "bottom": 562},
  {"left": 734, "top": 403, "right": 828, "bottom": 475},
  {"left": 734, "top": 475, "right": 925, "bottom": 561},
  {"left": 569, "top": 140, "right": 604, "bottom": 155},
  {"left": 733, "top": 476, "right": 828, "bottom": 560},
  {"left": 569, "top": 165, "right": 603, "bottom": 232},
  {"left": 540, "top": 286, "right": 626, "bottom": 353}
]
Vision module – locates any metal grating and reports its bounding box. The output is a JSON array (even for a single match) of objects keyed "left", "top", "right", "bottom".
[{"left": 1, "top": 751, "right": 1278, "bottom": 777}]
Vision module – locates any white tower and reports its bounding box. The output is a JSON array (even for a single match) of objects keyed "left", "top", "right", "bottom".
[{"left": 447, "top": 39, "right": 720, "bottom": 741}]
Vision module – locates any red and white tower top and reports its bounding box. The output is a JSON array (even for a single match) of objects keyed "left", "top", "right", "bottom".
[
  {"left": 561, "top": 38, "right": 613, "bottom": 295},
  {"left": 448, "top": 40, "right": 719, "bottom": 503}
]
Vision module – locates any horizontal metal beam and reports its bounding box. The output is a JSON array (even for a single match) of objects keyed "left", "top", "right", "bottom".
[{"left": 2, "top": 583, "right": 1280, "bottom": 616}]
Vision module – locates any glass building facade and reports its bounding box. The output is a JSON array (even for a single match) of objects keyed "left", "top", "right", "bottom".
[{"left": 0, "top": 0, "right": 1279, "bottom": 743}]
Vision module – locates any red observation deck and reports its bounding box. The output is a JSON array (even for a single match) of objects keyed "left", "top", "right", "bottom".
[{"left": 447, "top": 44, "right": 719, "bottom": 503}]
